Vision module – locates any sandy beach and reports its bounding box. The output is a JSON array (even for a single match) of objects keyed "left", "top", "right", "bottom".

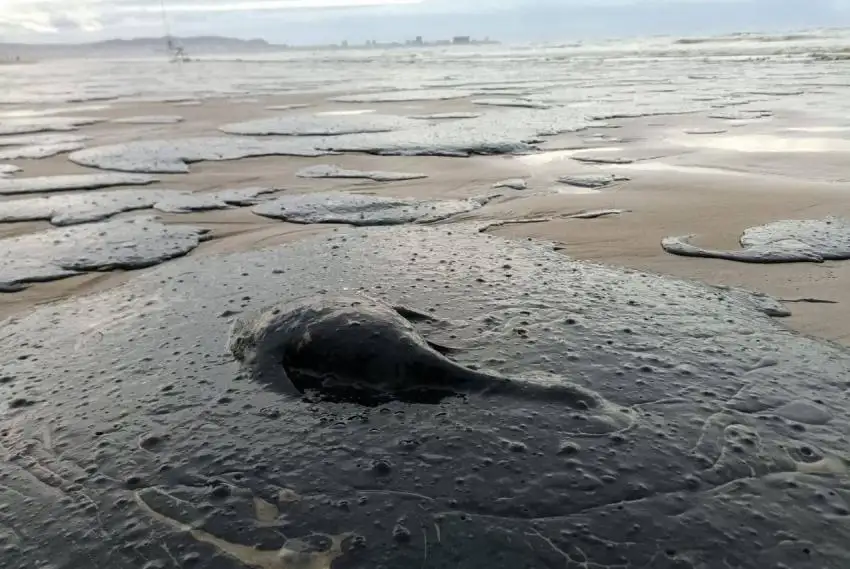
[
  {"left": 5, "top": 32, "right": 850, "bottom": 568},
  {"left": 3, "top": 91, "right": 850, "bottom": 344}
]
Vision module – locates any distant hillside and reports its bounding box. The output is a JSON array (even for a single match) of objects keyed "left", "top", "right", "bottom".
[{"left": 0, "top": 36, "right": 285, "bottom": 59}]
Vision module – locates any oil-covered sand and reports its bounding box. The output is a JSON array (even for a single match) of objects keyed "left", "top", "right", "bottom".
[
  {"left": 3, "top": 30, "right": 850, "bottom": 568},
  {"left": 3, "top": 224, "right": 850, "bottom": 569}
]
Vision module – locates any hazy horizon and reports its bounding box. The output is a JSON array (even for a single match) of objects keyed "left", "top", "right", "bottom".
[{"left": 1, "top": 0, "right": 850, "bottom": 45}]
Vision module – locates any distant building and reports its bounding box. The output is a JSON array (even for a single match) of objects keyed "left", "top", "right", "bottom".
[
  {"left": 415, "top": 36, "right": 423, "bottom": 45},
  {"left": 452, "top": 36, "right": 470, "bottom": 45}
]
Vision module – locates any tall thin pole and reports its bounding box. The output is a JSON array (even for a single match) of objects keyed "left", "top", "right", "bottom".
[{"left": 160, "top": 0, "right": 173, "bottom": 53}]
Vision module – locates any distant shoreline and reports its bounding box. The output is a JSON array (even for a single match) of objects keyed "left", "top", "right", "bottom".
[{"left": 0, "top": 34, "right": 499, "bottom": 60}]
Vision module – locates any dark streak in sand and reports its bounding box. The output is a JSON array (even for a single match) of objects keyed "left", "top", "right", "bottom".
[
  {"left": 251, "top": 191, "right": 488, "bottom": 226},
  {"left": 295, "top": 164, "right": 427, "bottom": 182}
]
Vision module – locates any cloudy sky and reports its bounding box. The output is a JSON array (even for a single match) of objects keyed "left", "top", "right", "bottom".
[{"left": 0, "top": 0, "right": 849, "bottom": 44}]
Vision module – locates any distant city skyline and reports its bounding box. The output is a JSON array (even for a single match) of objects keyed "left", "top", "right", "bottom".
[{"left": 1, "top": 0, "right": 850, "bottom": 44}]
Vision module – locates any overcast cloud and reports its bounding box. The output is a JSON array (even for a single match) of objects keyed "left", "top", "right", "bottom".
[{"left": 1, "top": 0, "right": 849, "bottom": 44}]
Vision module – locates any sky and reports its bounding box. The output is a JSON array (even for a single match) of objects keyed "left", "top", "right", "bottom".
[{"left": 1, "top": 0, "right": 849, "bottom": 44}]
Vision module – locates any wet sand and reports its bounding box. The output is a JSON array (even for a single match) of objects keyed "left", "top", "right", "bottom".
[
  {"left": 2, "top": 94, "right": 850, "bottom": 346},
  {"left": 491, "top": 171, "right": 850, "bottom": 344},
  {"left": 5, "top": 41, "right": 850, "bottom": 568}
]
